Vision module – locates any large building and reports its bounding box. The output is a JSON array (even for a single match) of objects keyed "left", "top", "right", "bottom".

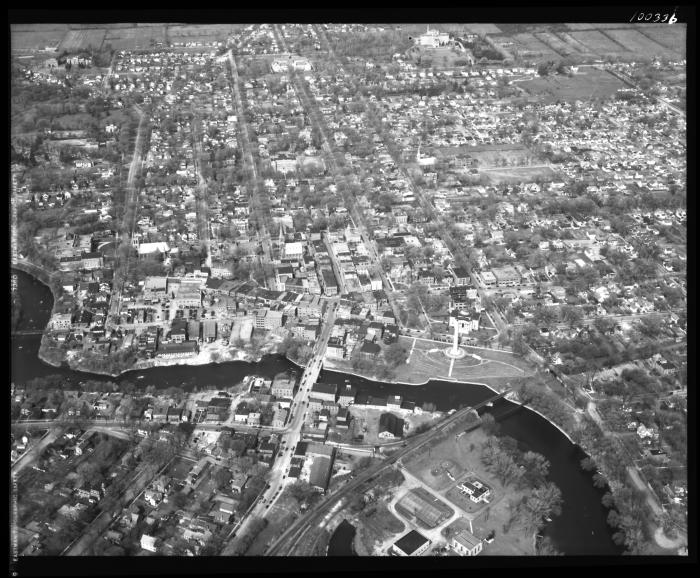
[
  {"left": 391, "top": 530, "right": 431, "bottom": 556},
  {"left": 451, "top": 530, "right": 483, "bottom": 556},
  {"left": 271, "top": 372, "right": 296, "bottom": 399},
  {"left": 378, "top": 412, "right": 405, "bottom": 439},
  {"left": 155, "top": 340, "right": 198, "bottom": 359},
  {"left": 310, "top": 382, "right": 337, "bottom": 403}
]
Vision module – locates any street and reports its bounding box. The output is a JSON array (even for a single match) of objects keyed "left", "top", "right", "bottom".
[{"left": 221, "top": 300, "right": 338, "bottom": 554}]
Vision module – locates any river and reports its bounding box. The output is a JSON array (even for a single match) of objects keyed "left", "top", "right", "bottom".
[{"left": 11, "top": 268, "right": 622, "bottom": 555}]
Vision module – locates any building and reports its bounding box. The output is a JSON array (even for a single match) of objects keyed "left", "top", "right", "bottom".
[
  {"left": 80, "top": 251, "right": 103, "bottom": 270},
  {"left": 449, "top": 309, "right": 480, "bottom": 335},
  {"left": 359, "top": 340, "right": 381, "bottom": 361},
  {"left": 457, "top": 479, "right": 491, "bottom": 503},
  {"left": 451, "top": 266, "right": 470, "bottom": 286},
  {"left": 310, "top": 382, "right": 337, "bottom": 403},
  {"left": 378, "top": 413, "right": 405, "bottom": 439},
  {"left": 202, "top": 319, "right": 217, "bottom": 343},
  {"left": 337, "top": 383, "right": 357, "bottom": 406},
  {"left": 320, "top": 269, "right": 338, "bottom": 296},
  {"left": 155, "top": 340, "right": 198, "bottom": 359},
  {"left": 140, "top": 534, "right": 159, "bottom": 553},
  {"left": 392, "top": 530, "right": 431, "bottom": 556},
  {"left": 491, "top": 265, "right": 521, "bottom": 288},
  {"left": 309, "top": 456, "right": 332, "bottom": 492},
  {"left": 271, "top": 372, "right": 295, "bottom": 399},
  {"left": 451, "top": 530, "right": 483, "bottom": 556}
]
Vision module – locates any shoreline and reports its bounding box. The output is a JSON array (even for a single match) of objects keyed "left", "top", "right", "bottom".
[{"left": 17, "top": 265, "right": 579, "bottom": 453}]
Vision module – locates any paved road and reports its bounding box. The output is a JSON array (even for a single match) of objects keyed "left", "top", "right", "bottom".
[
  {"left": 11, "top": 428, "right": 61, "bottom": 475},
  {"left": 108, "top": 107, "right": 147, "bottom": 327},
  {"left": 266, "top": 391, "right": 507, "bottom": 555},
  {"left": 221, "top": 301, "right": 338, "bottom": 555}
]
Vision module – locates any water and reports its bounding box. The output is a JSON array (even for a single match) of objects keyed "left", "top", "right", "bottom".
[
  {"left": 327, "top": 520, "right": 357, "bottom": 556},
  {"left": 11, "top": 268, "right": 622, "bottom": 555}
]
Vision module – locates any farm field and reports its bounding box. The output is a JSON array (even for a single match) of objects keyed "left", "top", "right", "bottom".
[
  {"left": 465, "top": 24, "right": 503, "bottom": 35},
  {"left": 11, "top": 24, "right": 69, "bottom": 51},
  {"left": 534, "top": 31, "right": 586, "bottom": 59},
  {"left": 568, "top": 30, "right": 633, "bottom": 59},
  {"left": 556, "top": 31, "right": 601, "bottom": 59},
  {"left": 58, "top": 29, "right": 107, "bottom": 53},
  {"left": 519, "top": 67, "right": 626, "bottom": 102},
  {"left": 603, "top": 28, "right": 681, "bottom": 60},
  {"left": 105, "top": 26, "right": 166, "bottom": 51},
  {"left": 565, "top": 23, "right": 638, "bottom": 30},
  {"left": 636, "top": 25, "right": 687, "bottom": 55},
  {"left": 511, "top": 33, "right": 560, "bottom": 58}
]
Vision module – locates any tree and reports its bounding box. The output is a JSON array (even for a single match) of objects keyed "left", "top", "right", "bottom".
[
  {"left": 480, "top": 412, "right": 500, "bottom": 437},
  {"left": 214, "top": 468, "right": 233, "bottom": 490},
  {"left": 383, "top": 342, "right": 408, "bottom": 368},
  {"left": 287, "top": 481, "right": 316, "bottom": 505},
  {"left": 560, "top": 305, "right": 584, "bottom": 328}
]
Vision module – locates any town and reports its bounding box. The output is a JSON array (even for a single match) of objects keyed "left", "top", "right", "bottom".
[{"left": 11, "top": 19, "right": 686, "bottom": 562}]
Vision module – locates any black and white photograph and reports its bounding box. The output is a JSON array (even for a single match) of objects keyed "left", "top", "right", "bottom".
[{"left": 9, "top": 7, "right": 691, "bottom": 573}]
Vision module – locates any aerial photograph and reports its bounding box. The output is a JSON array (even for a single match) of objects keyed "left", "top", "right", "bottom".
[{"left": 10, "top": 11, "right": 689, "bottom": 571}]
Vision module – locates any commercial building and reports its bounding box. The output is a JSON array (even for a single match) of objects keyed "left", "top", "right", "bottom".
[{"left": 391, "top": 530, "right": 431, "bottom": 556}]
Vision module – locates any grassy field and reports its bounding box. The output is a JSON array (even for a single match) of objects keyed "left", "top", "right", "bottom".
[
  {"left": 58, "top": 29, "right": 107, "bottom": 53},
  {"left": 603, "top": 28, "right": 681, "bottom": 60},
  {"left": 396, "top": 336, "right": 533, "bottom": 384},
  {"left": 11, "top": 25, "right": 69, "bottom": 51},
  {"left": 511, "top": 33, "right": 561, "bottom": 59},
  {"left": 482, "top": 165, "right": 560, "bottom": 185},
  {"left": 568, "top": 30, "right": 633, "bottom": 58},
  {"left": 356, "top": 500, "right": 405, "bottom": 554},
  {"left": 405, "top": 427, "right": 534, "bottom": 554},
  {"left": 465, "top": 24, "right": 503, "bottom": 35},
  {"left": 637, "top": 25, "right": 687, "bottom": 56},
  {"left": 105, "top": 26, "right": 166, "bottom": 51},
  {"left": 519, "top": 67, "right": 626, "bottom": 102}
]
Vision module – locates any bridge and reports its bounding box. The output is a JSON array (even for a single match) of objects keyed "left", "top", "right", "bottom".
[{"left": 266, "top": 388, "right": 511, "bottom": 556}]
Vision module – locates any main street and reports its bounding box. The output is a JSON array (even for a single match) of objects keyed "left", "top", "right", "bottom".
[
  {"left": 220, "top": 299, "right": 338, "bottom": 554},
  {"left": 108, "top": 107, "right": 148, "bottom": 328},
  {"left": 226, "top": 46, "right": 274, "bottom": 264},
  {"left": 272, "top": 24, "right": 403, "bottom": 324},
  {"left": 191, "top": 112, "right": 212, "bottom": 269}
]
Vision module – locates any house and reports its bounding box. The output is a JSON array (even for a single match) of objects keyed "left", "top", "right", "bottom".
[
  {"left": 231, "top": 473, "right": 248, "bottom": 494},
  {"left": 378, "top": 413, "right": 405, "bottom": 440},
  {"left": 392, "top": 530, "right": 431, "bottom": 556},
  {"left": 214, "top": 499, "right": 236, "bottom": 524},
  {"left": 451, "top": 530, "right": 483, "bottom": 556},
  {"left": 457, "top": 479, "right": 491, "bottom": 503},
  {"left": 337, "top": 384, "right": 357, "bottom": 406},
  {"left": 140, "top": 533, "right": 159, "bottom": 553},
  {"left": 359, "top": 340, "right": 381, "bottom": 361}
]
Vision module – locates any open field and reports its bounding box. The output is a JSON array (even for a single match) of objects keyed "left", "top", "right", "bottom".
[
  {"left": 519, "top": 67, "right": 626, "bottom": 102},
  {"left": 11, "top": 25, "right": 69, "bottom": 51},
  {"left": 392, "top": 336, "right": 532, "bottom": 384},
  {"left": 356, "top": 500, "right": 405, "bottom": 554},
  {"left": 435, "top": 143, "right": 538, "bottom": 168},
  {"left": 465, "top": 24, "right": 503, "bottom": 35},
  {"left": 105, "top": 26, "right": 166, "bottom": 51},
  {"left": 405, "top": 427, "right": 534, "bottom": 554},
  {"left": 58, "top": 29, "right": 107, "bottom": 53},
  {"left": 565, "top": 23, "right": 639, "bottom": 30},
  {"left": 568, "top": 30, "right": 633, "bottom": 58},
  {"left": 556, "top": 31, "right": 601, "bottom": 58},
  {"left": 482, "top": 165, "right": 560, "bottom": 185},
  {"left": 511, "top": 33, "right": 560, "bottom": 59},
  {"left": 636, "top": 25, "right": 687, "bottom": 56},
  {"left": 603, "top": 28, "right": 681, "bottom": 60},
  {"left": 534, "top": 31, "right": 586, "bottom": 59}
]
